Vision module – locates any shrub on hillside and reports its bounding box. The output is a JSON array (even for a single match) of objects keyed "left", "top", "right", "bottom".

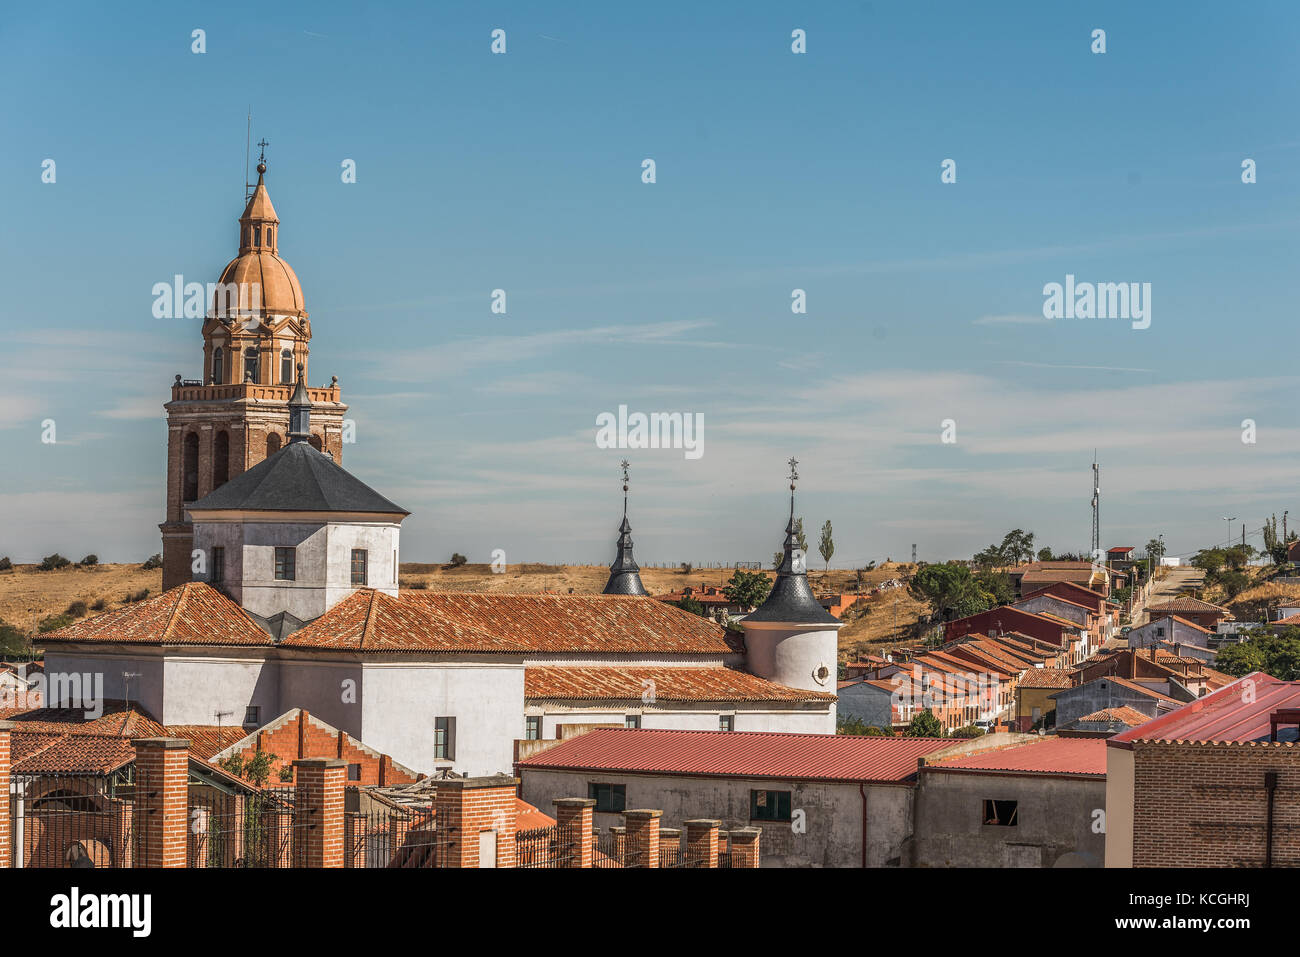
[
  {"left": 90, "top": 598, "right": 107, "bottom": 612},
  {"left": 0, "top": 557, "right": 12, "bottom": 571},
  {"left": 37, "top": 614, "right": 75, "bottom": 633},
  {"left": 39, "top": 554, "right": 71, "bottom": 571},
  {"left": 65, "top": 600, "right": 89, "bottom": 618},
  {"left": 124, "top": 588, "right": 150, "bottom": 604},
  {"left": 80, "top": 555, "right": 98, "bottom": 566},
  {"left": 448, "top": 553, "right": 468, "bottom": 567},
  {"left": 141, "top": 554, "right": 163, "bottom": 570}
]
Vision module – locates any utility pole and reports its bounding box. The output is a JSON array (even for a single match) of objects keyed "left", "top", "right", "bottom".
[
  {"left": 1223, "top": 516, "right": 1236, "bottom": 547},
  {"left": 1091, "top": 454, "right": 1100, "bottom": 562}
]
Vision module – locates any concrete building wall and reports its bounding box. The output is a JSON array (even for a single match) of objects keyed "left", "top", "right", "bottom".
[
  {"left": 1105, "top": 746, "right": 1134, "bottom": 867},
  {"left": 1127, "top": 616, "right": 1209, "bottom": 652},
  {"left": 532, "top": 703, "right": 833, "bottom": 738},
  {"left": 518, "top": 767, "right": 914, "bottom": 867},
  {"left": 360, "top": 660, "right": 524, "bottom": 777},
  {"left": 911, "top": 769, "right": 1105, "bottom": 867},
  {"left": 276, "top": 657, "right": 364, "bottom": 738},
  {"left": 837, "top": 682, "right": 895, "bottom": 729},
  {"left": 1014, "top": 594, "right": 1088, "bottom": 628}
]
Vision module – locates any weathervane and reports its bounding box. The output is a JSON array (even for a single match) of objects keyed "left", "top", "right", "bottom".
[
  {"left": 621, "top": 459, "right": 630, "bottom": 492},
  {"left": 787, "top": 456, "right": 799, "bottom": 490}
]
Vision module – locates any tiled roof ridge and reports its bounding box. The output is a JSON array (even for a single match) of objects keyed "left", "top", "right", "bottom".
[
  {"left": 359, "top": 588, "right": 382, "bottom": 649},
  {"left": 157, "top": 582, "right": 194, "bottom": 645},
  {"left": 1131, "top": 737, "right": 1300, "bottom": 748}
]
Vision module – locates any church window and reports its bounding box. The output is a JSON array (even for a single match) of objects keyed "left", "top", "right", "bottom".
[
  {"left": 266, "top": 433, "right": 281, "bottom": 458},
  {"left": 281, "top": 349, "right": 293, "bottom": 384},
  {"left": 350, "top": 548, "right": 368, "bottom": 586},
  {"left": 244, "top": 348, "right": 259, "bottom": 383},
  {"left": 254, "top": 227, "right": 261, "bottom": 246},
  {"left": 212, "top": 430, "right": 229, "bottom": 487},
  {"left": 434, "top": 717, "right": 456, "bottom": 760},
  {"left": 274, "top": 546, "right": 295, "bottom": 581},
  {"left": 182, "top": 432, "right": 199, "bottom": 502},
  {"left": 211, "top": 547, "right": 224, "bottom": 584},
  {"left": 525, "top": 716, "right": 542, "bottom": 740},
  {"left": 266, "top": 227, "right": 273, "bottom": 246},
  {"left": 212, "top": 347, "right": 223, "bottom": 384}
]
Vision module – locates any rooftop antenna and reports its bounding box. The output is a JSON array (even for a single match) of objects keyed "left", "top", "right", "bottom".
[
  {"left": 121, "top": 671, "right": 142, "bottom": 712},
  {"left": 213, "top": 709, "right": 234, "bottom": 729},
  {"left": 1090, "top": 451, "right": 1100, "bottom": 563}
]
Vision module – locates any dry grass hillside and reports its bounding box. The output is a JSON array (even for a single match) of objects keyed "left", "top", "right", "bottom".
[{"left": 0, "top": 559, "right": 927, "bottom": 644}]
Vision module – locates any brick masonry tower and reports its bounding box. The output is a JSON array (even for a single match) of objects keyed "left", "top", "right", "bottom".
[{"left": 160, "top": 158, "right": 347, "bottom": 590}]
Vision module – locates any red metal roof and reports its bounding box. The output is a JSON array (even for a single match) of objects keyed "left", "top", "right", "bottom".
[
  {"left": 517, "top": 728, "right": 955, "bottom": 784},
  {"left": 1110, "top": 672, "right": 1300, "bottom": 747},
  {"left": 927, "top": 736, "right": 1107, "bottom": 776}
]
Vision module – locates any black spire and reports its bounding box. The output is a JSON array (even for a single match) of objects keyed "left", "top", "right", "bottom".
[
  {"left": 603, "top": 459, "right": 648, "bottom": 596},
  {"left": 287, "top": 362, "right": 311, "bottom": 444},
  {"left": 745, "top": 457, "right": 840, "bottom": 624}
]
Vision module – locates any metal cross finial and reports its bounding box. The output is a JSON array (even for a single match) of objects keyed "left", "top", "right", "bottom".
[
  {"left": 787, "top": 456, "right": 799, "bottom": 489},
  {"left": 620, "top": 459, "right": 630, "bottom": 491},
  {"left": 257, "top": 138, "right": 269, "bottom": 163}
]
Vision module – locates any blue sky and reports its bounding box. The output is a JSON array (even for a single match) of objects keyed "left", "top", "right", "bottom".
[{"left": 2, "top": 1, "right": 1298, "bottom": 567}]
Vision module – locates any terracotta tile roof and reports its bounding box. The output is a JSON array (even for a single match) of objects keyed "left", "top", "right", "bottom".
[
  {"left": 927, "top": 736, "right": 1107, "bottom": 776},
  {"left": 164, "top": 725, "right": 253, "bottom": 760},
  {"left": 517, "top": 728, "right": 955, "bottom": 784},
  {"left": 0, "top": 701, "right": 165, "bottom": 737},
  {"left": 1274, "top": 613, "right": 1300, "bottom": 626},
  {"left": 10, "top": 731, "right": 136, "bottom": 774},
  {"left": 36, "top": 582, "right": 270, "bottom": 646},
  {"left": 516, "top": 799, "right": 556, "bottom": 830},
  {"left": 1109, "top": 672, "right": 1300, "bottom": 746},
  {"left": 1016, "top": 669, "right": 1075, "bottom": 689},
  {"left": 525, "top": 666, "right": 836, "bottom": 702},
  {"left": 1147, "top": 597, "right": 1231, "bottom": 615},
  {"left": 283, "top": 589, "right": 732, "bottom": 655},
  {"left": 1073, "top": 706, "right": 1150, "bottom": 727}
]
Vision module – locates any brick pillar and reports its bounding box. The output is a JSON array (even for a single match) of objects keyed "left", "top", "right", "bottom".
[
  {"left": 623, "top": 809, "right": 661, "bottom": 868},
  {"left": 729, "top": 826, "right": 762, "bottom": 868},
  {"left": 0, "top": 721, "right": 11, "bottom": 868},
  {"left": 433, "top": 775, "right": 519, "bottom": 868},
  {"left": 684, "top": 818, "right": 721, "bottom": 868},
  {"left": 134, "top": 738, "right": 190, "bottom": 868},
  {"left": 293, "top": 758, "right": 346, "bottom": 868},
  {"left": 553, "top": 798, "right": 595, "bottom": 867}
]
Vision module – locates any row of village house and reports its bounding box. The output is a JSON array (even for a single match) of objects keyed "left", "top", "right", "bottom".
[{"left": 1, "top": 661, "right": 1291, "bottom": 869}]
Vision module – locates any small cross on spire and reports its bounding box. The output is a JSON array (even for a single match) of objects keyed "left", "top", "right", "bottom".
[
  {"left": 787, "top": 456, "right": 799, "bottom": 490},
  {"left": 620, "top": 459, "right": 630, "bottom": 492}
]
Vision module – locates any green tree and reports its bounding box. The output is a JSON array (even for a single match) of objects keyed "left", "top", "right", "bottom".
[
  {"left": 1037, "top": 547, "right": 1053, "bottom": 562},
  {"left": 38, "top": 553, "right": 70, "bottom": 571},
  {"left": 141, "top": 553, "right": 163, "bottom": 570},
  {"left": 723, "top": 569, "right": 772, "bottom": 610},
  {"left": 903, "top": 709, "right": 944, "bottom": 737},
  {"left": 909, "top": 563, "right": 995, "bottom": 621},
  {"left": 819, "top": 520, "right": 834, "bottom": 572},
  {"left": 674, "top": 596, "right": 706, "bottom": 617}
]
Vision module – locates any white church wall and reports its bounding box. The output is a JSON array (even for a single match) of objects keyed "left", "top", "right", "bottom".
[
  {"left": 40, "top": 651, "right": 165, "bottom": 718},
  {"left": 160, "top": 654, "right": 279, "bottom": 726},
  {"left": 277, "top": 657, "right": 365, "bottom": 739},
  {"left": 360, "top": 660, "right": 524, "bottom": 777}
]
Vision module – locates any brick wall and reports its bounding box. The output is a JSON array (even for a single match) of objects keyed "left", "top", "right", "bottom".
[
  {"left": 134, "top": 738, "right": 191, "bottom": 868},
  {"left": 227, "top": 710, "right": 417, "bottom": 788},
  {"left": 1132, "top": 740, "right": 1300, "bottom": 867}
]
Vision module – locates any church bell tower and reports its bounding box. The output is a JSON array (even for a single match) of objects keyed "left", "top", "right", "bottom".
[{"left": 159, "top": 152, "right": 348, "bottom": 590}]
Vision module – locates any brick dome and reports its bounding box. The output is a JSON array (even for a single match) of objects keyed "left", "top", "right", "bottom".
[{"left": 210, "top": 163, "right": 307, "bottom": 320}]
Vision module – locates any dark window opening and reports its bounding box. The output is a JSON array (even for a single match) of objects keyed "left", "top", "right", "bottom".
[
  {"left": 750, "top": 789, "right": 792, "bottom": 822},
  {"left": 588, "top": 783, "right": 626, "bottom": 813},
  {"left": 348, "top": 764, "right": 362, "bottom": 782},
  {"left": 351, "top": 548, "right": 368, "bottom": 586},
  {"left": 983, "top": 799, "right": 1018, "bottom": 826},
  {"left": 624, "top": 715, "right": 640, "bottom": 729},
  {"left": 244, "top": 347, "right": 259, "bottom": 384},
  {"left": 182, "top": 432, "right": 199, "bottom": 502},
  {"left": 244, "top": 706, "right": 260, "bottom": 726},
  {"left": 719, "top": 715, "right": 734, "bottom": 732},
  {"left": 212, "top": 347, "right": 223, "bottom": 384},
  {"left": 525, "top": 716, "right": 542, "bottom": 740},
  {"left": 280, "top": 350, "right": 293, "bottom": 384},
  {"left": 211, "top": 546, "right": 224, "bottom": 584}
]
